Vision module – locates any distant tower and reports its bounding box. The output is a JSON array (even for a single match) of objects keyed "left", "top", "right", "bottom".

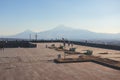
[
  {"left": 29, "top": 34, "right": 31, "bottom": 41},
  {"left": 35, "top": 34, "right": 38, "bottom": 41}
]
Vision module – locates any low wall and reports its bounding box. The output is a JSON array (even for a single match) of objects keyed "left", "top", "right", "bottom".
[
  {"left": 0, "top": 41, "right": 37, "bottom": 48},
  {"left": 31, "top": 40, "right": 120, "bottom": 50}
]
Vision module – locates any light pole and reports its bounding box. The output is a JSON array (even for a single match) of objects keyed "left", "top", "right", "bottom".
[
  {"left": 35, "top": 34, "right": 38, "bottom": 41},
  {"left": 29, "top": 34, "right": 31, "bottom": 41}
]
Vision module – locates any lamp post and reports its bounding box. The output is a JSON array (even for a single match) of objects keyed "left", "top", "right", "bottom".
[
  {"left": 29, "top": 34, "right": 31, "bottom": 41},
  {"left": 35, "top": 34, "right": 38, "bottom": 41}
]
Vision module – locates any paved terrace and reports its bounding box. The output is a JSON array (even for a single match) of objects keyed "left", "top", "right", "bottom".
[{"left": 0, "top": 43, "right": 120, "bottom": 80}]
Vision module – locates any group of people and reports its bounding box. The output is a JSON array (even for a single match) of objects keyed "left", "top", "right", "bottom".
[{"left": 63, "top": 41, "right": 73, "bottom": 47}]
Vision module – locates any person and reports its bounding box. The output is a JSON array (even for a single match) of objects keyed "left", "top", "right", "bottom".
[
  {"left": 62, "top": 38, "right": 66, "bottom": 47},
  {"left": 2, "top": 41, "right": 5, "bottom": 51},
  {"left": 0, "top": 41, "right": 4, "bottom": 52},
  {"left": 46, "top": 44, "right": 48, "bottom": 48},
  {"left": 0, "top": 41, "right": 2, "bottom": 50},
  {"left": 71, "top": 43, "right": 73, "bottom": 47},
  {"left": 63, "top": 41, "right": 66, "bottom": 47},
  {"left": 68, "top": 41, "right": 70, "bottom": 46},
  {"left": 58, "top": 54, "right": 61, "bottom": 59}
]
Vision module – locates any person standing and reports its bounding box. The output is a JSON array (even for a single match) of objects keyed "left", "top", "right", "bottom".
[{"left": 68, "top": 41, "right": 70, "bottom": 46}]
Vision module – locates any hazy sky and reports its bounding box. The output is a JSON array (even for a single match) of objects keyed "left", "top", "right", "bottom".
[{"left": 0, "top": 0, "right": 120, "bottom": 35}]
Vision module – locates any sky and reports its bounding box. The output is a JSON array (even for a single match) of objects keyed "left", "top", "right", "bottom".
[{"left": 0, "top": 0, "right": 120, "bottom": 36}]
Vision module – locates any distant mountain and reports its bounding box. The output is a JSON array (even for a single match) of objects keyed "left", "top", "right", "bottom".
[
  {"left": 8, "top": 30, "right": 36, "bottom": 39},
  {"left": 36, "top": 26, "right": 95, "bottom": 40},
  {"left": 2, "top": 26, "right": 120, "bottom": 40}
]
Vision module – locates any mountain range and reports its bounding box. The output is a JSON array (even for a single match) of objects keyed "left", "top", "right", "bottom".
[{"left": 2, "top": 25, "right": 120, "bottom": 41}]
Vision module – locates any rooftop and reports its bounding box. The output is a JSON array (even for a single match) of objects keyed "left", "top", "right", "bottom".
[{"left": 0, "top": 43, "right": 120, "bottom": 80}]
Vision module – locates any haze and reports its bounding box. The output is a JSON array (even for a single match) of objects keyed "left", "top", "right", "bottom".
[{"left": 0, "top": 0, "right": 120, "bottom": 36}]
